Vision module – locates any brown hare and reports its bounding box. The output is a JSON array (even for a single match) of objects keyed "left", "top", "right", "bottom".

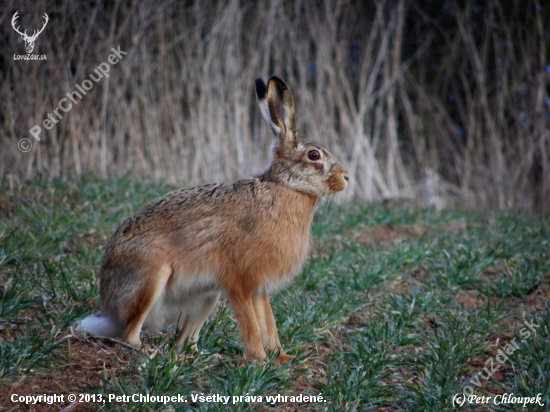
[{"left": 76, "top": 76, "right": 348, "bottom": 362}]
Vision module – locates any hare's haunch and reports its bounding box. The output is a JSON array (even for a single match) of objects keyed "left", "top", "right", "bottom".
[{"left": 76, "top": 76, "right": 348, "bottom": 362}]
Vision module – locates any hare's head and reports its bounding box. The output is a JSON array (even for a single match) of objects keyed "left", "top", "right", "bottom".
[{"left": 255, "top": 76, "right": 348, "bottom": 198}]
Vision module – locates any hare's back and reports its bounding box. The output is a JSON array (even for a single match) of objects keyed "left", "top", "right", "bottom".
[{"left": 111, "top": 179, "right": 260, "bottom": 238}]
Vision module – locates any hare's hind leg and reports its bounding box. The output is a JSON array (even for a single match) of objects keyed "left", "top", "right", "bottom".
[
  {"left": 175, "top": 291, "right": 221, "bottom": 349},
  {"left": 121, "top": 264, "right": 173, "bottom": 347},
  {"left": 253, "top": 293, "right": 294, "bottom": 363}
]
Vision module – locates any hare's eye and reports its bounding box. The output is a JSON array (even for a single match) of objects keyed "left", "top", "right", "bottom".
[{"left": 307, "top": 150, "right": 321, "bottom": 161}]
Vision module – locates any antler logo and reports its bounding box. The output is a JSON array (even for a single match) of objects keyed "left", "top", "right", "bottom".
[{"left": 12, "top": 11, "right": 49, "bottom": 54}]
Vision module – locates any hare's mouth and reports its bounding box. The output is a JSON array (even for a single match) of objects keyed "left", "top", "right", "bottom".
[{"left": 327, "top": 172, "right": 348, "bottom": 193}]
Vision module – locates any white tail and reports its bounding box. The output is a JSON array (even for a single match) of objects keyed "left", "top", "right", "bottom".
[{"left": 74, "top": 314, "right": 123, "bottom": 338}]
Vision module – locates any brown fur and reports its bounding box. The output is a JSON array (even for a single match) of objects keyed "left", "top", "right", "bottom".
[{"left": 78, "top": 76, "right": 348, "bottom": 362}]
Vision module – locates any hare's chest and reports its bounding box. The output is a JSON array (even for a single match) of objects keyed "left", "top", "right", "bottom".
[
  {"left": 236, "top": 188, "right": 317, "bottom": 291},
  {"left": 258, "top": 240, "right": 309, "bottom": 294},
  {"left": 255, "top": 218, "right": 311, "bottom": 290}
]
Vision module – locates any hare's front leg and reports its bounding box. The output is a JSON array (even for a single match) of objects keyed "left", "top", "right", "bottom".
[
  {"left": 226, "top": 289, "right": 267, "bottom": 360},
  {"left": 253, "top": 293, "right": 294, "bottom": 363}
]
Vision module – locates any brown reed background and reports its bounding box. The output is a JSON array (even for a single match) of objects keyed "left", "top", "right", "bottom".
[{"left": 1, "top": 0, "right": 549, "bottom": 210}]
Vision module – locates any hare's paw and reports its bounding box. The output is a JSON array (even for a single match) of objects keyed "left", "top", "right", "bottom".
[{"left": 275, "top": 351, "right": 295, "bottom": 363}]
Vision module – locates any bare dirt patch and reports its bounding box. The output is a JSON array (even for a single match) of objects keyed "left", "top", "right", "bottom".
[
  {"left": 1, "top": 335, "right": 138, "bottom": 412},
  {"left": 347, "top": 223, "right": 425, "bottom": 245},
  {"left": 456, "top": 289, "right": 485, "bottom": 309}
]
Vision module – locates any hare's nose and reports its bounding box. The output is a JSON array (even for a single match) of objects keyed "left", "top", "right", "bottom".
[{"left": 344, "top": 174, "right": 349, "bottom": 181}]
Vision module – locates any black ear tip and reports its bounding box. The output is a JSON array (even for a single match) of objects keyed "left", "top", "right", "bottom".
[{"left": 255, "top": 78, "right": 267, "bottom": 99}]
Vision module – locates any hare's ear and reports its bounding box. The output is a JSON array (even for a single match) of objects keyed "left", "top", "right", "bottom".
[
  {"left": 255, "top": 76, "right": 296, "bottom": 147},
  {"left": 255, "top": 78, "right": 279, "bottom": 136}
]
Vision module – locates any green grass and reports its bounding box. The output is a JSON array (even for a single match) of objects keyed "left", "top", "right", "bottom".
[{"left": 1, "top": 176, "right": 549, "bottom": 411}]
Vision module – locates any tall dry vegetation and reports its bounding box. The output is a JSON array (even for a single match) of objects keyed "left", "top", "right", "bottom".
[{"left": 1, "top": 0, "right": 548, "bottom": 210}]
